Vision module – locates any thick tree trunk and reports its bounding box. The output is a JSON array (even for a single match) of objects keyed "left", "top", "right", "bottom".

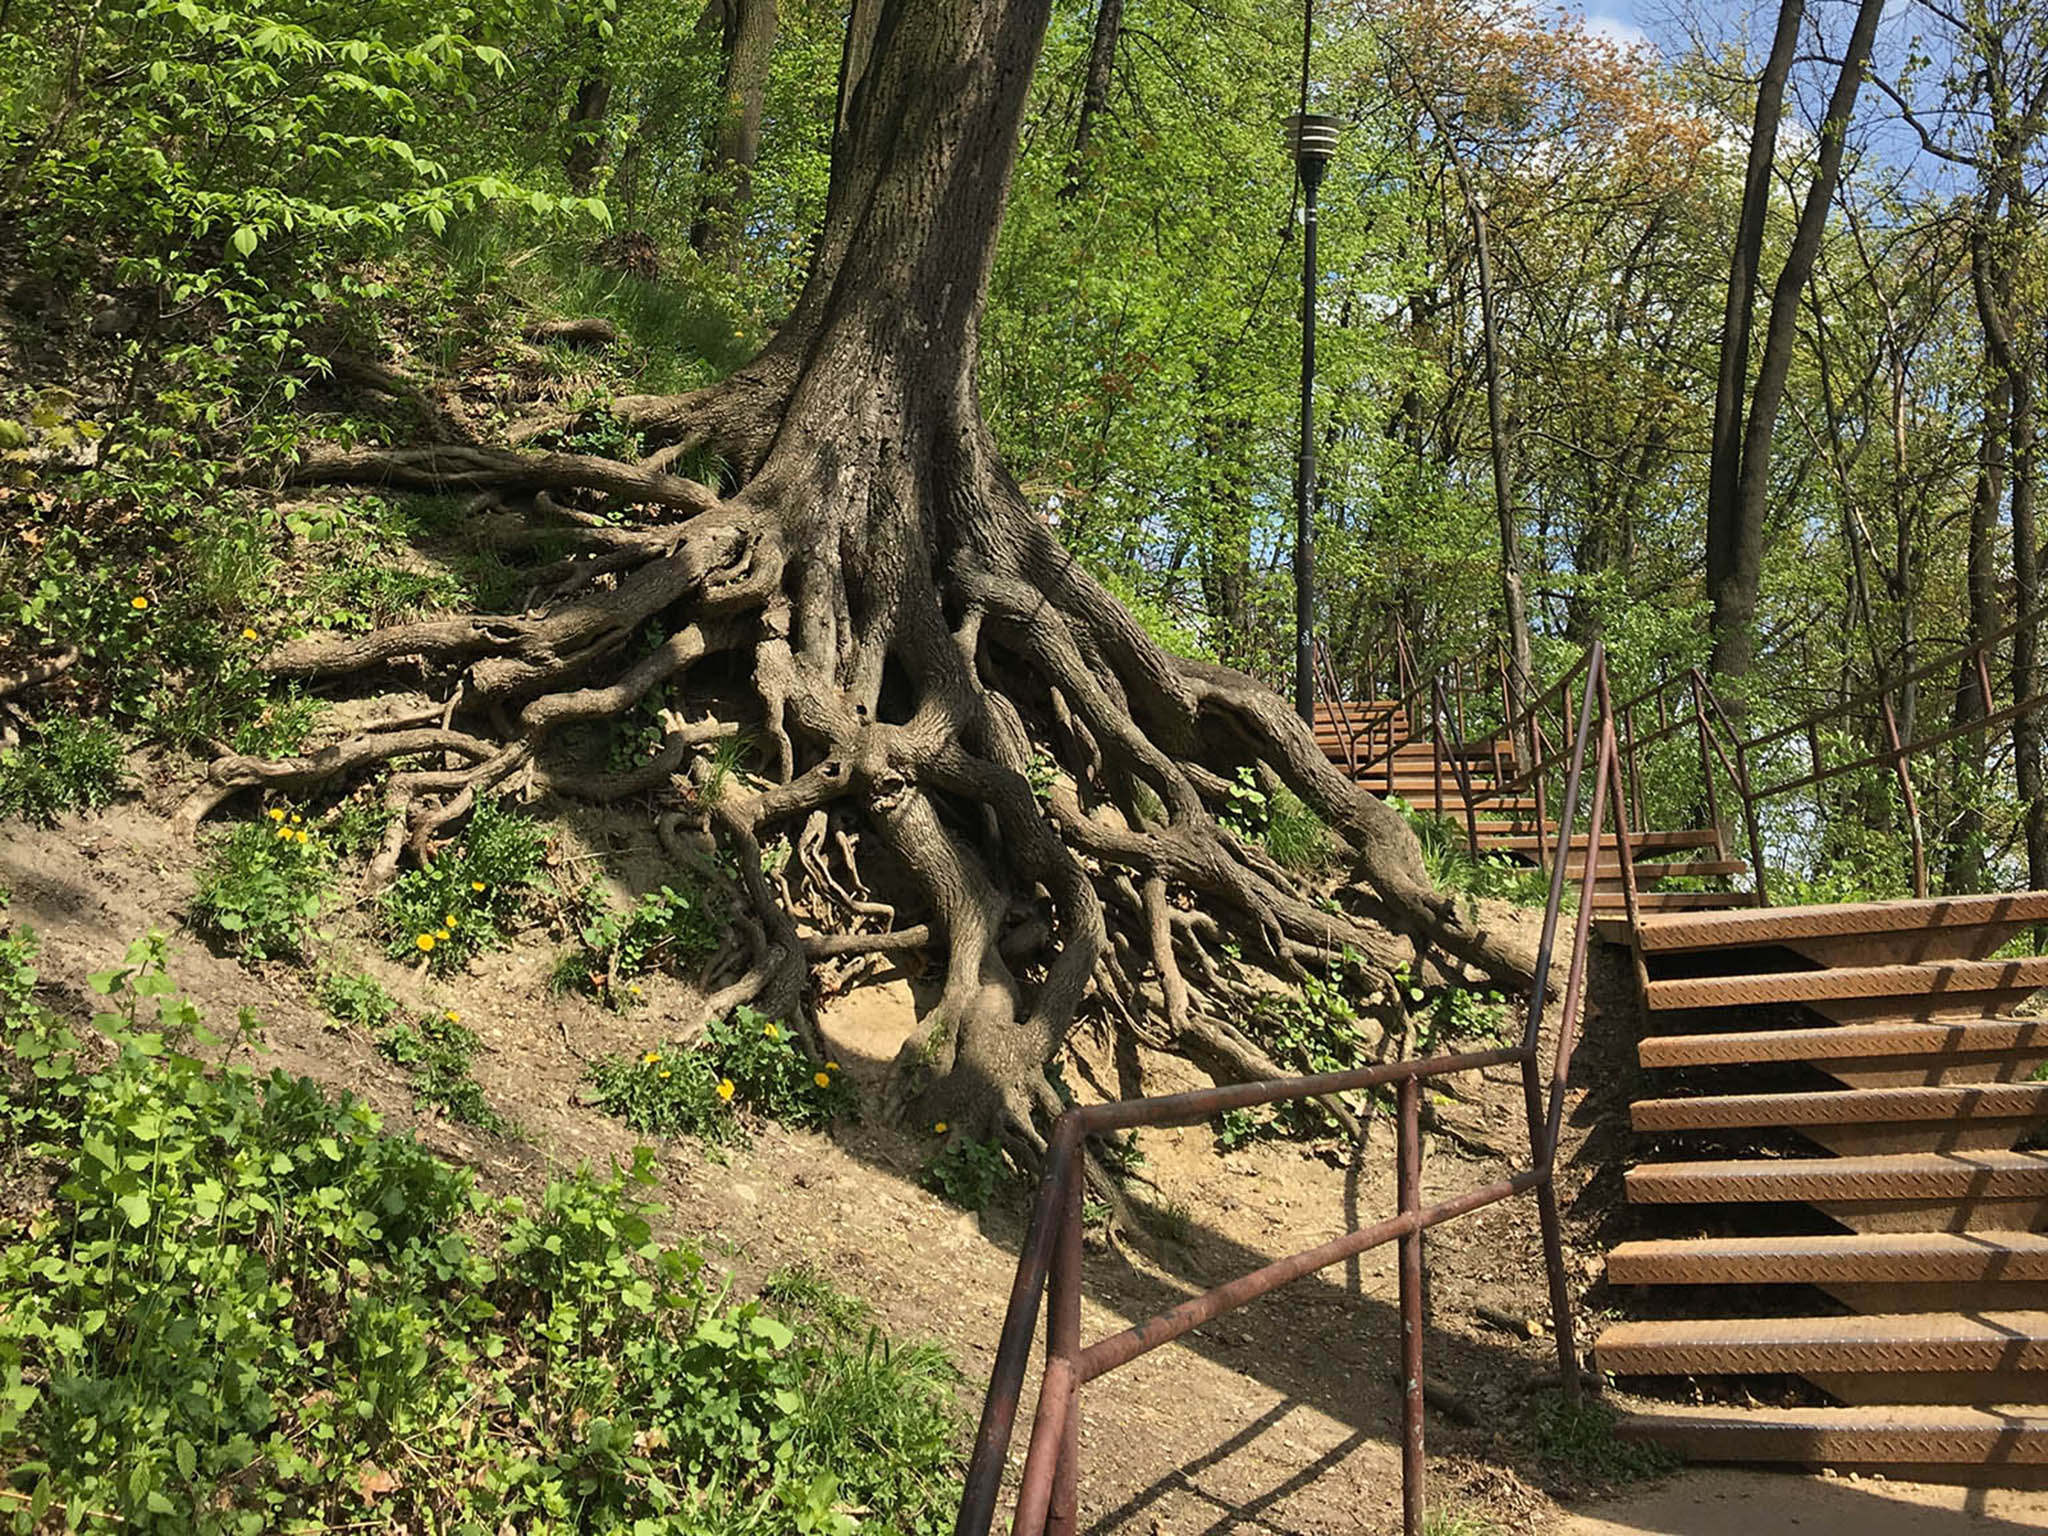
[
  {"left": 690, "top": 0, "right": 780, "bottom": 257},
  {"left": 201, "top": 0, "right": 1537, "bottom": 1149}
]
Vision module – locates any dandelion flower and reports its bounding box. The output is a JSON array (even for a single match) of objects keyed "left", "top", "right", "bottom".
[
  {"left": 813, "top": 1072, "right": 831, "bottom": 1089},
  {"left": 242, "top": 627, "right": 258, "bottom": 641},
  {"left": 444, "top": 1010, "right": 460, "bottom": 1024},
  {"left": 933, "top": 1121, "right": 948, "bottom": 1134},
  {"left": 268, "top": 808, "right": 286, "bottom": 822},
  {"left": 642, "top": 1050, "right": 661, "bottom": 1065},
  {"left": 716, "top": 1079, "right": 736, "bottom": 1102},
  {"left": 443, "top": 915, "right": 458, "bottom": 929},
  {"left": 290, "top": 813, "right": 302, "bottom": 824},
  {"left": 762, "top": 1021, "right": 780, "bottom": 1040},
  {"left": 416, "top": 933, "right": 436, "bottom": 952},
  {"left": 658, "top": 1069, "right": 670, "bottom": 1079},
  {"left": 471, "top": 880, "right": 487, "bottom": 892},
  {"left": 129, "top": 596, "right": 148, "bottom": 611},
  {"left": 276, "top": 825, "right": 293, "bottom": 840},
  {"left": 826, "top": 1061, "right": 840, "bottom": 1071}
]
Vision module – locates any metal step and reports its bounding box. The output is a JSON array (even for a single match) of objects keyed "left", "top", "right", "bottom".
[
  {"left": 1625, "top": 1150, "right": 2048, "bottom": 1207},
  {"left": 1639, "top": 1019, "right": 2048, "bottom": 1070},
  {"left": 1607, "top": 1231, "right": 2048, "bottom": 1287},
  {"left": 1613, "top": 1403, "right": 2048, "bottom": 1466},
  {"left": 1596, "top": 1310, "right": 2048, "bottom": 1378},
  {"left": 1644, "top": 955, "right": 2048, "bottom": 1012},
  {"left": 1631, "top": 1083, "right": 2048, "bottom": 1132},
  {"left": 1632, "top": 891, "right": 2048, "bottom": 954},
  {"left": 1492, "top": 827, "right": 1720, "bottom": 855},
  {"left": 1572, "top": 858, "right": 1748, "bottom": 883},
  {"left": 1594, "top": 891, "right": 1760, "bottom": 915}
]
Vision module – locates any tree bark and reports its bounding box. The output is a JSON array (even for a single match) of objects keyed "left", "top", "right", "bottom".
[
  {"left": 690, "top": 0, "right": 780, "bottom": 256},
  {"left": 1708, "top": 0, "right": 1885, "bottom": 689},
  {"left": 1064, "top": 0, "right": 1123, "bottom": 194}
]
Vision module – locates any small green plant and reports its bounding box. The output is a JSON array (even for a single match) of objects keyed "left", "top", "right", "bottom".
[
  {"left": 378, "top": 797, "right": 547, "bottom": 974},
  {"left": 1220, "top": 765, "right": 1269, "bottom": 839},
  {"left": 0, "top": 714, "right": 125, "bottom": 824},
  {"left": 920, "top": 1135, "right": 1018, "bottom": 1212},
  {"left": 1526, "top": 1389, "right": 1682, "bottom": 1483},
  {"left": 191, "top": 809, "right": 333, "bottom": 962},
  {"left": 583, "top": 1045, "right": 742, "bottom": 1147},
  {"left": 374, "top": 1008, "right": 507, "bottom": 1132},
  {"left": 703, "top": 1006, "right": 858, "bottom": 1129},
  {"left": 315, "top": 968, "right": 398, "bottom": 1030},
  {"left": 1217, "top": 962, "right": 1376, "bottom": 1147},
  {"left": 1261, "top": 784, "right": 1333, "bottom": 871},
  {"left": 1145, "top": 1197, "right": 1194, "bottom": 1242},
  {"left": 554, "top": 879, "right": 727, "bottom": 1008}
]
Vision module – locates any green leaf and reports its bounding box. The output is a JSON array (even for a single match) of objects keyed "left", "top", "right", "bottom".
[
  {"left": 116, "top": 1191, "right": 151, "bottom": 1226},
  {"left": 230, "top": 225, "right": 260, "bottom": 258}
]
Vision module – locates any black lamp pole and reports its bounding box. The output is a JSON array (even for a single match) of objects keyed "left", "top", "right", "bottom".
[{"left": 1286, "top": 111, "right": 1340, "bottom": 724}]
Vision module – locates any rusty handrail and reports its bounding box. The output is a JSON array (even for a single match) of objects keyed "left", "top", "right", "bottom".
[{"left": 958, "top": 647, "right": 1621, "bottom": 1536}]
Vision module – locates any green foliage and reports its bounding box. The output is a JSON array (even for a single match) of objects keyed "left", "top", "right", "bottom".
[
  {"left": 582, "top": 1044, "right": 742, "bottom": 1148},
  {"left": 703, "top": 1006, "right": 857, "bottom": 1130},
  {"left": 1394, "top": 966, "right": 1513, "bottom": 1056},
  {"left": 1423, "top": 1508, "right": 1506, "bottom": 1536},
  {"left": 314, "top": 967, "right": 397, "bottom": 1030},
  {"left": 1398, "top": 801, "right": 1555, "bottom": 908},
  {"left": 377, "top": 797, "right": 547, "bottom": 974},
  {"left": 919, "top": 1136, "right": 1019, "bottom": 1214},
  {"left": 1525, "top": 1390, "right": 1682, "bottom": 1483},
  {"left": 1216, "top": 965, "right": 1377, "bottom": 1148},
  {"left": 374, "top": 1007, "right": 506, "bottom": 1132},
  {"left": 0, "top": 716, "right": 125, "bottom": 824},
  {"left": 0, "top": 929, "right": 964, "bottom": 1532},
  {"left": 191, "top": 810, "right": 333, "bottom": 962},
  {"left": 583, "top": 1007, "right": 854, "bottom": 1146},
  {"left": 554, "top": 879, "right": 728, "bottom": 1008}
]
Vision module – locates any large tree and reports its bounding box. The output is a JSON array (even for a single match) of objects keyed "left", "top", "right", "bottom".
[{"left": 183, "top": 0, "right": 1535, "bottom": 1144}]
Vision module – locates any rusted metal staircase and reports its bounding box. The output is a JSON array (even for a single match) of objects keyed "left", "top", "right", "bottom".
[{"left": 1596, "top": 892, "right": 2048, "bottom": 1471}]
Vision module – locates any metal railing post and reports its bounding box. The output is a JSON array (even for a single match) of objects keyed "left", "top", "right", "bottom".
[
  {"left": 1398, "top": 1075, "right": 1426, "bottom": 1536},
  {"left": 1047, "top": 1172, "right": 1083, "bottom": 1536}
]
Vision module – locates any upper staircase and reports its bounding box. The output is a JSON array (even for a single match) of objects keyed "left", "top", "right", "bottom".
[{"left": 1310, "top": 636, "right": 2048, "bottom": 1481}]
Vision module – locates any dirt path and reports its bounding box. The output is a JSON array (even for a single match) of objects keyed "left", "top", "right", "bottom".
[{"left": 9, "top": 806, "right": 2042, "bottom": 1533}]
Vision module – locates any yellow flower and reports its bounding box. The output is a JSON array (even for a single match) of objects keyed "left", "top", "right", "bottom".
[
  {"left": 813, "top": 1072, "right": 831, "bottom": 1089},
  {"left": 826, "top": 1061, "right": 840, "bottom": 1071},
  {"left": 295, "top": 830, "right": 310, "bottom": 844},
  {"left": 444, "top": 1010, "right": 460, "bottom": 1024},
  {"left": 268, "top": 808, "right": 286, "bottom": 822},
  {"left": 276, "top": 826, "right": 292, "bottom": 840},
  {"left": 933, "top": 1121, "right": 948, "bottom": 1134},
  {"left": 129, "top": 595, "right": 148, "bottom": 611},
  {"left": 658, "top": 1069, "right": 670, "bottom": 1079},
  {"left": 716, "top": 1079, "right": 736, "bottom": 1102},
  {"left": 416, "top": 933, "right": 436, "bottom": 952},
  {"left": 443, "top": 915, "right": 458, "bottom": 930},
  {"left": 241, "top": 627, "right": 258, "bottom": 641},
  {"left": 471, "top": 880, "right": 486, "bottom": 892},
  {"left": 642, "top": 1050, "right": 661, "bottom": 1065},
  {"left": 762, "top": 1021, "right": 780, "bottom": 1040}
]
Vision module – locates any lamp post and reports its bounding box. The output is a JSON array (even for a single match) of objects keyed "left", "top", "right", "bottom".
[{"left": 1285, "top": 110, "right": 1340, "bottom": 724}]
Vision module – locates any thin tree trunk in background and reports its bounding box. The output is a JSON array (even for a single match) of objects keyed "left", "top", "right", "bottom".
[
  {"left": 1949, "top": 372, "right": 2009, "bottom": 893},
  {"left": 1705, "top": 0, "right": 1804, "bottom": 691},
  {"left": 1710, "top": 0, "right": 1887, "bottom": 691},
  {"left": 691, "top": 0, "right": 780, "bottom": 257},
  {"left": 1064, "top": 0, "right": 1123, "bottom": 194},
  {"left": 565, "top": 70, "right": 613, "bottom": 195}
]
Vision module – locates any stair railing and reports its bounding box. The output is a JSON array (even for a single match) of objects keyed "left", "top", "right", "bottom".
[{"left": 956, "top": 646, "right": 1631, "bottom": 1536}]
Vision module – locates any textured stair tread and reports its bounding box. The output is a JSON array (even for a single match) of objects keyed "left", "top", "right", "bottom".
[
  {"left": 1596, "top": 1311, "right": 2048, "bottom": 1374},
  {"left": 1633, "top": 891, "right": 2048, "bottom": 953},
  {"left": 1493, "top": 828, "right": 1720, "bottom": 854},
  {"left": 1569, "top": 858, "right": 1747, "bottom": 880},
  {"left": 1594, "top": 891, "right": 1759, "bottom": 914},
  {"left": 1645, "top": 955, "right": 2048, "bottom": 1011},
  {"left": 1614, "top": 1403, "right": 2048, "bottom": 1463},
  {"left": 1639, "top": 1019, "right": 2048, "bottom": 1068},
  {"left": 1632, "top": 1082, "right": 2048, "bottom": 1131},
  {"left": 1625, "top": 1150, "right": 2048, "bottom": 1204},
  {"left": 1607, "top": 1232, "right": 2048, "bottom": 1285}
]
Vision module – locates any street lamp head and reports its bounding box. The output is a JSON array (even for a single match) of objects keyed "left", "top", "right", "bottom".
[{"left": 1284, "top": 111, "right": 1342, "bottom": 190}]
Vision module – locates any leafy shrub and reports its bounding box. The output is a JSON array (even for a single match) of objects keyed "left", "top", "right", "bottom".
[
  {"left": 704, "top": 1006, "right": 857, "bottom": 1129},
  {"left": 0, "top": 930, "right": 965, "bottom": 1531},
  {"left": 374, "top": 1008, "right": 506, "bottom": 1132},
  {"left": 919, "top": 1136, "right": 1019, "bottom": 1213},
  {"left": 583, "top": 1007, "right": 855, "bottom": 1146},
  {"left": 1215, "top": 966, "right": 1377, "bottom": 1148},
  {"left": 584, "top": 1045, "right": 743, "bottom": 1147},
  {"left": 0, "top": 715, "right": 125, "bottom": 824},
  {"left": 378, "top": 797, "right": 547, "bottom": 974},
  {"left": 191, "top": 809, "right": 332, "bottom": 961},
  {"left": 315, "top": 968, "right": 398, "bottom": 1030},
  {"left": 553, "top": 880, "right": 727, "bottom": 1008}
]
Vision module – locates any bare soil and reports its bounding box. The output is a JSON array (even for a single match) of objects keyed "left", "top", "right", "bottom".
[{"left": 7, "top": 802, "right": 2044, "bottom": 1533}]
